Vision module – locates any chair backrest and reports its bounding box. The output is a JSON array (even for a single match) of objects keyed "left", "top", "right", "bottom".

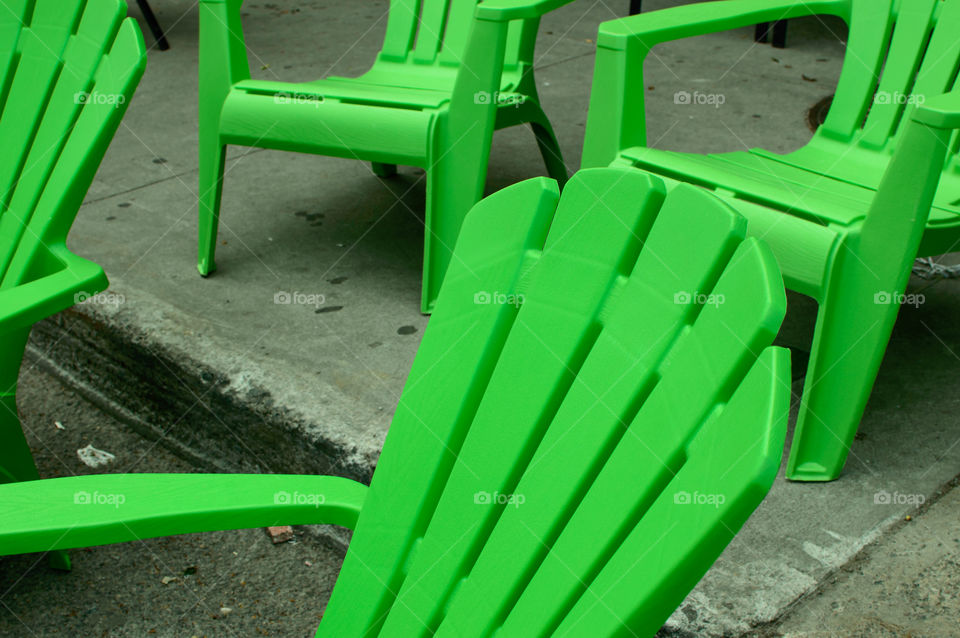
[
  {"left": 377, "top": 0, "right": 537, "bottom": 76},
  {"left": 0, "top": 0, "right": 145, "bottom": 290},
  {"left": 316, "top": 168, "right": 790, "bottom": 637},
  {"left": 819, "top": 0, "right": 960, "bottom": 170}
]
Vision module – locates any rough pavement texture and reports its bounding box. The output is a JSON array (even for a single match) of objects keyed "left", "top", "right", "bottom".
[
  {"left": 771, "top": 480, "right": 960, "bottom": 638},
  {"left": 1, "top": 364, "right": 345, "bottom": 637}
]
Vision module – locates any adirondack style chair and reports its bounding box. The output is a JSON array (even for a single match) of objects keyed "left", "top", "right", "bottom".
[
  {"left": 1, "top": 168, "right": 791, "bottom": 636},
  {"left": 198, "top": 0, "right": 573, "bottom": 313},
  {"left": 582, "top": 0, "right": 960, "bottom": 481},
  {"left": 0, "top": 0, "right": 146, "bottom": 567}
]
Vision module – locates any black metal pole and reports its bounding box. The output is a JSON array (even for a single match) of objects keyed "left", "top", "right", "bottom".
[{"left": 136, "top": 0, "right": 170, "bottom": 51}]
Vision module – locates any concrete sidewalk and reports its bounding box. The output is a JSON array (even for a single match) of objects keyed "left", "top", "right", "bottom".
[{"left": 10, "top": 0, "right": 960, "bottom": 635}]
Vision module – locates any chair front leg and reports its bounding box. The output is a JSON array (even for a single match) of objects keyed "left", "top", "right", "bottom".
[{"left": 0, "top": 328, "right": 71, "bottom": 570}]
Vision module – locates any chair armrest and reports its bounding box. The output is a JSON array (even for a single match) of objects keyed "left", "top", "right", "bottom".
[
  {"left": 581, "top": 0, "right": 846, "bottom": 168},
  {"left": 0, "top": 474, "right": 368, "bottom": 557},
  {"left": 475, "top": 0, "right": 577, "bottom": 22},
  {"left": 596, "top": 0, "right": 844, "bottom": 48},
  {"left": 912, "top": 91, "right": 960, "bottom": 129},
  {"left": 0, "top": 248, "right": 107, "bottom": 332},
  {"left": 856, "top": 90, "right": 960, "bottom": 284}
]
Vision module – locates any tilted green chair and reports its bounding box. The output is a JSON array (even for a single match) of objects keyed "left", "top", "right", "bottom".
[
  {"left": 3, "top": 168, "right": 790, "bottom": 636},
  {"left": 198, "top": 0, "right": 573, "bottom": 313},
  {"left": 582, "top": 0, "right": 960, "bottom": 481},
  {"left": 0, "top": 0, "right": 146, "bottom": 567}
]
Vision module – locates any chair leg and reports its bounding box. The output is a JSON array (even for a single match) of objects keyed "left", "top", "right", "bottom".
[
  {"left": 530, "top": 119, "right": 569, "bottom": 188},
  {"left": 1, "top": 332, "right": 37, "bottom": 486},
  {"left": 197, "top": 140, "right": 227, "bottom": 277},
  {"left": 496, "top": 99, "right": 567, "bottom": 188},
  {"left": 420, "top": 151, "right": 487, "bottom": 314},
  {"left": 0, "top": 395, "right": 40, "bottom": 487},
  {"left": 755, "top": 21, "right": 788, "bottom": 47},
  {"left": 772, "top": 20, "right": 788, "bottom": 48},
  {"left": 786, "top": 239, "right": 902, "bottom": 481},
  {"left": 135, "top": 0, "right": 170, "bottom": 51},
  {"left": 371, "top": 162, "right": 398, "bottom": 178},
  {"left": 755, "top": 22, "right": 771, "bottom": 43},
  {"left": 0, "top": 331, "right": 71, "bottom": 570},
  {"left": 628, "top": 0, "right": 642, "bottom": 15}
]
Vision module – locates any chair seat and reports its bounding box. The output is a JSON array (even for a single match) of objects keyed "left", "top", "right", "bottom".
[
  {"left": 233, "top": 77, "right": 453, "bottom": 109},
  {"left": 620, "top": 145, "right": 960, "bottom": 229},
  {"left": 219, "top": 79, "right": 440, "bottom": 165}
]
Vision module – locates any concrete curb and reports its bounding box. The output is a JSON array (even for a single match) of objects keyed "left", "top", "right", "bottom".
[{"left": 28, "top": 297, "right": 379, "bottom": 485}]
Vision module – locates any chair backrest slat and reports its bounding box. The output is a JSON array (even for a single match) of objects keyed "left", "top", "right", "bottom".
[
  {"left": 821, "top": 0, "right": 960, "bottom": 162},
  {"left": 0, "top": 1, "right": 81, "bottom": 281},
  {"left": 0, "top": 0, "right": 31, "bottom": 107},
  {"left": 818, "top": 0, "right": 893, "bottom": 141},
  {"left": 887, "top": 0, "right": 960, "bottom": 154},
  {"left": 0, "top": 0, "right": 143, "bottom": 289},
  {"left": 380, "top": 0, "right": 421, "bottom": 62},
  {"left": 316, "top": 176, "right": 560, "bottom": 638},
  {"left": 411, "top": 0, "right": 451, "bottom": 64},
  {"left": 377, "top": 0, "right": 535, "bottom": 76},
  {"left": 859, "top": 0, "right": 938, "bottom": 149},
  {"left": 907, "top": 0, "right": 960, "bottom": 104},
  {"left": 432, "top": 0, "right": 478, "bottom": 66}
]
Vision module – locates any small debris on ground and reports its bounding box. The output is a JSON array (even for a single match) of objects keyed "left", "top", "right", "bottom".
[
  {"left": 77, "top": 444, "right": 116, "bottom": 468},
  {"left": 54, "top": 421, "right": 65, "bottom": 430},
  {"left": 266, "top": 526, "right": 294, "bottom": 544},
  {"left": 913, "top": 257, "right": 960, "bottom": 279},
  {"left": 220, "top": 607, "right": 233, "bottom": 616},
  {"left": 161, "top": 576, "right": 178, "bottom": 585}
]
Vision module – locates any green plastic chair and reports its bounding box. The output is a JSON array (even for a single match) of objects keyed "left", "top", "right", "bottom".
[
  {"left": 198, "top": 0, "right": 574, "bottom": 313},
  {"left": 582, "top": 0, "right": 960, "bottom": 481},
  {"left": 0, "top": 0, "right": 146, "bottom": 567},
  {"left": 2, "top": 168, "right": 791, "bottom": 636}
]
